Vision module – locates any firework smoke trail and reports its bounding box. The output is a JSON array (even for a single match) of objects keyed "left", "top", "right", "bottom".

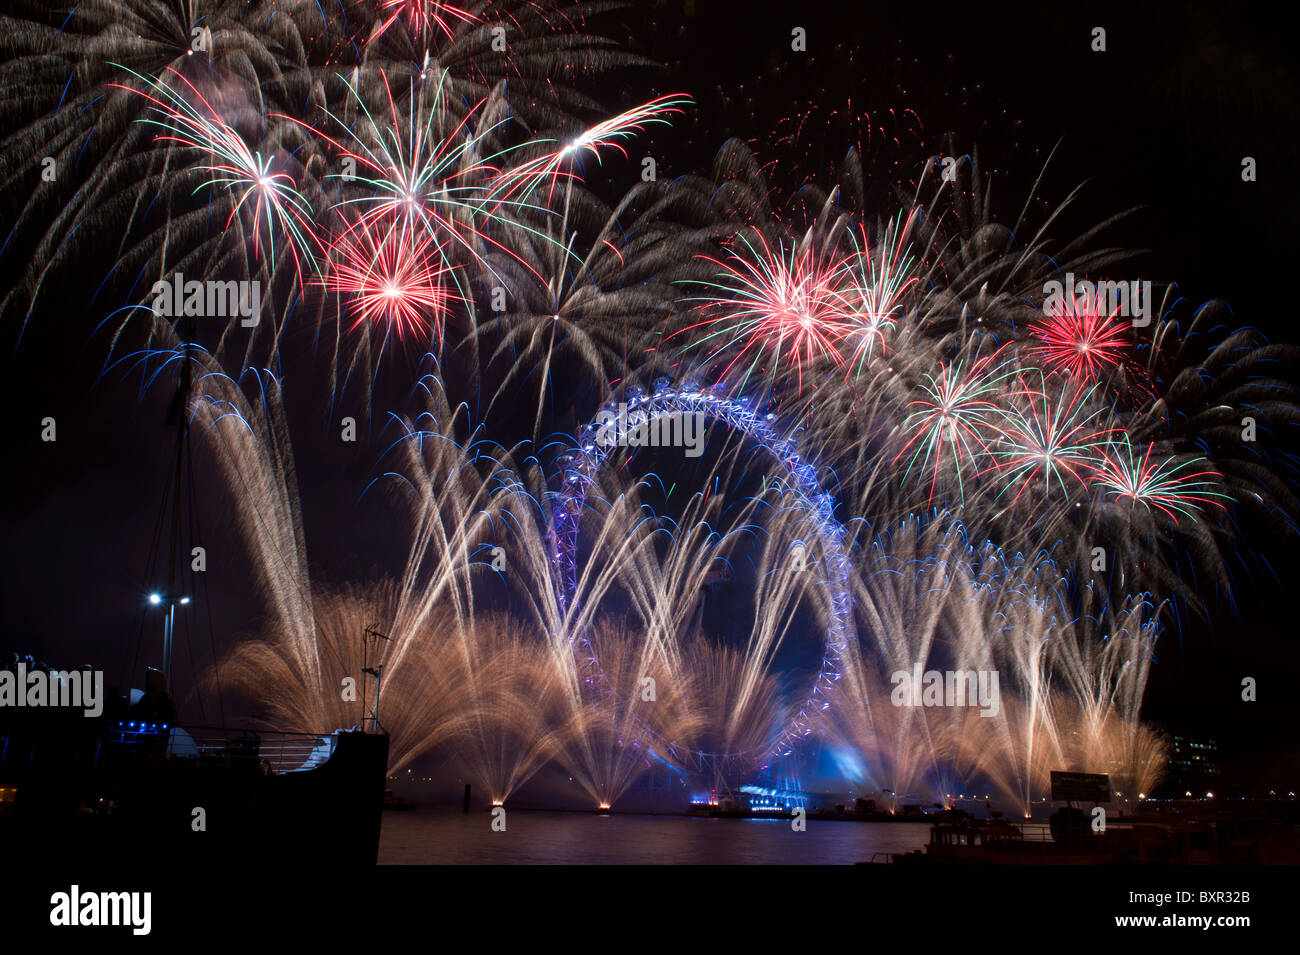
[
  {"left": 181, "top": 348, "right": 506, "bottom": 770},
  {"left": 834, "top": 514, "right": 1166, "bottom": 814},
  {"left": 382, "top": 375, "right": 579, "bottom": 804},
  {"left": 463, "top": 452, "right": 692, "bottom": 804},
  {"left": 458, "top": 381, "right": 860, "bottom": 799},
  {"left": 188, "top": 367, "right": 321, "bottom": 700},
  {"left": 554, "top": 619, "right": 708, "bottom": 809},
  {"left": 836, "top": 516, "right": 970, "bottom": 808},
  {"left": 470, "top": 97, "right": 694, "bottom": 438},
  {"left": 580, "top": 445, "right": 808, "bottom": 781},
  {"left": 514, "top": 457, "right": 833, "bottom": 799},
  {"left": 180, "top": 352, "right": 563, "bottom": 797},
  {"left": 113, "top": 66, "right": 320, "bottom": 283}
]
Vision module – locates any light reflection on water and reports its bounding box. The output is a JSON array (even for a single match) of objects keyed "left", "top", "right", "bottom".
[{"left": 380, "top": 809, "right": 931, "bottom": 864}]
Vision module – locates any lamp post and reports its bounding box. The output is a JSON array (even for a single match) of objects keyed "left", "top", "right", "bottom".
[{"left": 149, "top": 592, "right": 190, "bottom": 690}]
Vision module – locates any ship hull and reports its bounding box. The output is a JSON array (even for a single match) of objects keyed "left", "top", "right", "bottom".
[{"left": 1, "top": 729, "right": 389, "bottom": 866}]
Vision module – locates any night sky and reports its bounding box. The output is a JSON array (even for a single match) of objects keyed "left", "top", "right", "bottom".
[{"left": 3, "top": 1, "right": 1297, "bottom": 789}]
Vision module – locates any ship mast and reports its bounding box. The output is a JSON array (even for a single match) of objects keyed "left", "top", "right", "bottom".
[
  {"left": 153, "top": 317, "right": 194, "bottom": 692},
  {"left": 361, "top": 626, "right": 390, "bottom": 734}
]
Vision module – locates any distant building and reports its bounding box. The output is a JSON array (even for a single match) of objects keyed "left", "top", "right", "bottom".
[{"left": 1165, "top": 735, "right": 1220, "bottom": 793}]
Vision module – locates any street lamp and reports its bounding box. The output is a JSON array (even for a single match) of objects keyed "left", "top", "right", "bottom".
[{"left": 148, "top": 592, "right": 190, "bottom": 689}]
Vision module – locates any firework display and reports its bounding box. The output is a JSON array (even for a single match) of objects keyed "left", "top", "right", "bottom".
[{"left": 3, "top": 1, "right": 1299, "bottom": 838}]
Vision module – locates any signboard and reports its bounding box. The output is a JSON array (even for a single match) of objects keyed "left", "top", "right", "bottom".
[{"left": 1050, "top": 771, "right": 1111, "bottom": 803}]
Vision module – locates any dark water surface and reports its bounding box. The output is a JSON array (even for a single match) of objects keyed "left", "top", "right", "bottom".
[{"left": 379, "top": 809, "right": 931, "bottom": 864}]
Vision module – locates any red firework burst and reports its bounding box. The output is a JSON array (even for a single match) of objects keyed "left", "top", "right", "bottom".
[
  {"left": 1029, "top": 285, "right": 1133, "bottom": 382},
  {"left": 372, "top": 1, "right": 478, "bottom": 43},
  {"left": 323, "top": 217, "right": 455, "bottom": 344},
  {"left": 678, "top": 233, "right": 851, "bottom": 392}
]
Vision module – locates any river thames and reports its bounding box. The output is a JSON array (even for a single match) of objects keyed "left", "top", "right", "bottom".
[{"left": 379, "top": 810, "right": 932, "bottom": 864}]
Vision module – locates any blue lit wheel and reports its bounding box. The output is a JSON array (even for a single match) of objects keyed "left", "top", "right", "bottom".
[{"left": 550, "top": 381, "right": 854, "bottom": 771}]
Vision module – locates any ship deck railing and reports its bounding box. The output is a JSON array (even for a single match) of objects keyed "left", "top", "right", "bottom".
[{"left": 107, "top": 724, "right": 338, "bottom": 775}]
